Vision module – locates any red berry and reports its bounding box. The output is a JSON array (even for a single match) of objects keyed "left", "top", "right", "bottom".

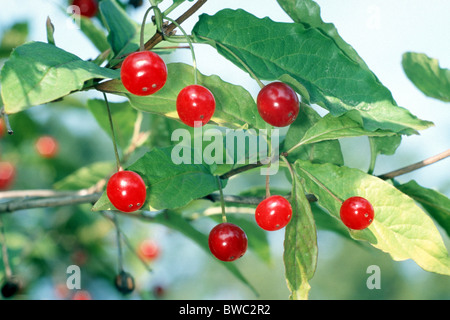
[
  {"left": 138, "top": 239, "right": 160, "bottom": 261},
  {"left": 0, "top": 162, "right": 15, "bottom": 190},
  {"left": 72, "top": 0, "right": 98, "bottom": 18},
  {"left": 257, "top": 82, "right": 300, "bottom": 127},
  {"left": 35, "top": 135, "right": 59, "bottom": 159},
  {"left": 208, "top": 223, "right": 247, "bottom": 262},
  {"left": 340, "top": 196, "right": 374, "bottom": 230},
  {"left": 255, "top": 195, "right": 292, "bottom": 231},
  {"left": 120, "top": 51, "right": 167, "bottom": 96},
  {"left": 72, "top": 290, "right": 92, "bottom": 300},
  {"left": 106, "top": 170, "right": 147, "bottom": 212},
  {"left": 176, "top": 85, "right": 216, "bottom": 127}
]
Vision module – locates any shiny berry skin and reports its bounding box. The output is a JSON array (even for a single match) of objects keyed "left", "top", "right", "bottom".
[
  {"left": 115, "top": 271, "right": 135, "bottom": 295},
  {"left": 208, "top": 223, "right": 247, "bottom": 262},
  {"left": 72, "top": 0, "right": 98, "bottom": 18},
  {"left": 340, "top": 196, "right": 375, "bottom": 230},
  {"left": 255, "top": 195, "right": 293, "bottom": 231},
  {"left": 176, "top": 85, "right": 216, "bottom": 127},
  {"left": 0, "top": 162, "right": 16, "bottom": 190},
  {"left": 35, "top": 135, "right": 59, "bottom": 159},
  {"left": 257, "top": 82, "right": 300, "bottom": 127},
  {"left": 106, "top": 170, "right": 147, "bottom": 212},
  {"left": 120, "top": 51, "right": 167, "bottom": 96}
]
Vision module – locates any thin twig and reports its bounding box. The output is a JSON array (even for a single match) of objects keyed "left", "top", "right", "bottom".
[{"left": 378, "top": 148, "right": 450, "bottom": 180}]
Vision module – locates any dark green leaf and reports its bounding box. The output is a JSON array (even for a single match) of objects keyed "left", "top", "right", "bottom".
[
  {"left": 402, "top": 52, "right": 450, "bottom": 102},
  {"left": 396, "top": 180, "right": 450, "bottom": 237},
  {"left": 193, "top": 9, "right": 433, "bottom": 134}
]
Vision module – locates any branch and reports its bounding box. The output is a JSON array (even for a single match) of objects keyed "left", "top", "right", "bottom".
[
  {"left": 377, "top": 148, "right": 450, "bottom": 180},
  {"left": 0, "top": 192, "right": 102, "bottom": 214}
]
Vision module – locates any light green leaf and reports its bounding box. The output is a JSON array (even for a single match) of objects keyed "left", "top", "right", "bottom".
[
  {"left": 289, "top": 111, "right": 396, "bottom": 152},
  {"left": 193, "top": 9, "right": 433, "bottom": 135},
  {"left": 283, "top": 103, "right": 344, "bottom": 165},
  {"left": 284, "top": 167, "right": 317, "bottom": 300},
  {"left": 1, "top": 41, "right": 119, "bottom": 113},
  {"left": 98, "top": 63, "right": 267, "bottom": 129},
  {"left": 402, "top": 52, "right": 450, "bottom": 102},
  {"left": 396, "top": 180, "right": 450, "bottom": 237},
  {"left": 294, "top": 159, "right": 450, "bottom": 275}
]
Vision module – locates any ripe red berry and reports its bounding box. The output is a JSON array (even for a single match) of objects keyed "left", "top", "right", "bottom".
[
  {"left": 257, "top": 82, "right": 300, "bottom": 127},
  {"left": 106, "top": 170, "right": 147, "bottom": 212},
  {"left": 176, "top": 85, "right": 216, "bottom": 127},
  {"left": 138, "top": 239, "right": 160, "bottom": 261},
  {"left": 0, "top": 162, "right": 15, "bottom": 190},
  {"left": 72, "top": 0, "right": 98, "bottom": 18},
  {"left": 255, "top": 195, "right": 293, "bottom": 231},
  {"left": 35, "top": 135, "right": 59, "bottom": 159},
  {"left": 120, "top": 51, "right": 167, "bottom": 96},
  {"left": 0, "top": 118, "right": 6, "bottom": 138},
  {"left": 208, "top": 222, "right": 247, "bottom": 262},
  {"left": 340, "top": 196, "right": 375, "bottom": 230}
]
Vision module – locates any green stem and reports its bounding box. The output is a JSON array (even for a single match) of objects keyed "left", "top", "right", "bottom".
[
  {"left": 163, "top": 16, "right": 198, "bottom": 84},
  {"left": 368, "top": 138, "right": 378, "bottom": 175},
  {"left": 216, "top": 176, "right": 227, "bottom": 223},
  {"left": 197, "top": 35, "right": 265, "bottom": 89},
  {"left": 103, "top": 93, "right": 121, "bottom": 172},
  {"left": 140, "top": 6, "right": 161, "bottom": 51},
  {"left": 163, "top": 0, "right": 184, "bottom": 16},
  {"left": 113, "top": 213, "right": 124, "bottom": 273}
]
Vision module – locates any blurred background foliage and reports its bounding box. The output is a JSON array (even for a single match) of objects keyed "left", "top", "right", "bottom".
[{"left": 0, "top": 0, "right": 449, "bottom": 300}]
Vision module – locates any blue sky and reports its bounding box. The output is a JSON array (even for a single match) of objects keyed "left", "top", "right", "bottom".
[{"left": 1, "top": 0, "right": 449, "bottom": 195}]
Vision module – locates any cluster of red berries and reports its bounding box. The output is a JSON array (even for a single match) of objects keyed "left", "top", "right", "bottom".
[{"left": 90, "top": 2, "right": 375, "bottom": 263}]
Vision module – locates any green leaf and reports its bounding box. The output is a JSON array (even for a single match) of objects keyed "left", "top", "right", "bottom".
[
  {"left": 100, "top": 0, "right": 137, "bottom": 56},
  {"left": 87, "top": 99, "right": 138, "bottom": 151},
  {"left": 128, "top": 147, "right": 220, "bottom": 210},
  {"left": 402, "top": 52, "right": 450, "bottom": 102},
  {"left": 288, "top": 111, "right": 396, "bottom": 152},
  {"left": 396, "top": 180, "right": 450, "bottom": 237},
  {"left": 283, "top": 103, "right": 344, "bottom": 165},
  {"left": 54, "top": 161, "right": 115, "bottom": 190},
  {"left": 284, "top": 166, "right": 317, "bottom": 300},
  {"left": 294, "top": 159, "right": 450, "bottom": 276},
  {"left": 0, "top": 41, "right": 119, "bottom": 113},
  {"left": 193, "top": 9, "right": 433, "bottom": 135},
  {"left": 276, "top": 0, "right": 369, "bottom": 71},
  {"left": 99, "top": 63, "right": 267, "bottom": 129}
]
